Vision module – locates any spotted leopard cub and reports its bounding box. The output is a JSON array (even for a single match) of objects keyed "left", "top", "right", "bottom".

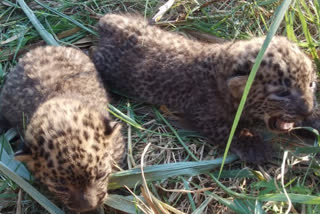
[
  {"left": 0, "top": 46, "right": 125, "bottom": 212},
  {"left": 93, "top": 14, "right": 318, "bottom": 163}
]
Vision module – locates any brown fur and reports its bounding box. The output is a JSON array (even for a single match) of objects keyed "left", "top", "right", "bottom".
[
  {"left": 0, "top": 46, "right": 125, "bottom": 212},
  {"left": 92, "top": 14, "right": 318, "bottom": 162}
]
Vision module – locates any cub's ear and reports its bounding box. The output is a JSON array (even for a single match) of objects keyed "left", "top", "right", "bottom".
[
  {"left": 110, "top": 122, "right": 121, "bottom": 134},
  {"left": 227, "top": 75, "right": 248, "bottom": 99},
  {"left": 103, "top": 118, "right": 122, "bottom": 136},
  {"left": 14, "top": 142, "right": 32, "bottom": 162}
]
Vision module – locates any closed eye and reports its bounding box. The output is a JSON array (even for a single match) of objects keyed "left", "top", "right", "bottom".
[
  {"left": 96, "top": 171, "right": 107, "bottom": 180},
  {"left": 276, "top": 90, "right": 290, "bottom": 97},
  {"left": 98, "top": 192, "right": 107, "bottom": 202},
  {"left": 54, "top": 186, "right": 69, "bottom": 193}
]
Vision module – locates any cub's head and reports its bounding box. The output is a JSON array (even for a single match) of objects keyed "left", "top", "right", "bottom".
[
  {"left": 15, "top": 98, "right": 124, "bottom": 212},
  {"left": 227, "top": 36, "right": 317, "bottom": 132}
]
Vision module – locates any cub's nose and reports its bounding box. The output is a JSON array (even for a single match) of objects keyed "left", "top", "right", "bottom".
[
  {"left": 297, "top": 98, "right": 314, "bottom": 117},
  {"left": 67, "top": 190, "right": 100, "bottom": 212}
]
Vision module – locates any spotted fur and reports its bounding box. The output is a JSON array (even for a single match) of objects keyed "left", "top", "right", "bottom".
[
  {"left": 93, "top": 14, "right": 318, "bottom": 162},
  {"left": 0, "top": 46, "right": 125, "bottom": 212}
]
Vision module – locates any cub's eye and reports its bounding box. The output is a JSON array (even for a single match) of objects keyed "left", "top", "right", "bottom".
[
  {"left": 310, "top": 81, "right": 316, "bottom": 89},
  {"left": 276, "top": 90, "right": 290, "bottom": 97},
  {"left": 96, "top": 171, "right": 107, "bottom": 180},
  {"left": 284, "top": 78, "right": 291, "bottom": 87}
]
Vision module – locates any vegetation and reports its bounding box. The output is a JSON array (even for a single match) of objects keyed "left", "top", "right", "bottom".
[{"left": 0, "top": 0, "right": 319, "bottom": 213}]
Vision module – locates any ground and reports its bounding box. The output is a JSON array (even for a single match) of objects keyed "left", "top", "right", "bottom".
[{"left": 0, "top": 0, "right": 320, "bottom": 214}]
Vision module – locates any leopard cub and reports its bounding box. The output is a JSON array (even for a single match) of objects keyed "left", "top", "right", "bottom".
[
  {"left": 93, "top": 14, "right": 318, "bottom": 163},
  {"left": 0, "top": 46, "right": 125, "bottom": 212}
]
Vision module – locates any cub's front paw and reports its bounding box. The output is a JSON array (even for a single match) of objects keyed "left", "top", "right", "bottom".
[{"left": 230, "top": 129, "right": 272, "bottom": 163}]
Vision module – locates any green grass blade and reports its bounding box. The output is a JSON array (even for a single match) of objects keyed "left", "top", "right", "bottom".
[
  {"left": 208, "top": 175, "right": 320, "bottom": 207},
  {"left": 108, "top": 104, "right": 143, "bottom": 130},
  {"left": 233, "top": 199, "right": 256, "bottom": 214},
  {"left": 108, "top": 154, "right": 238, "bottom": 189},
  {"left": 259, "top": 193, "right": 320, "bottom": 204},
  {"left": 254, "top": 200, "right": 265, "bottom": 214},
  {"left": 0, "top": 134, "right": 30, "bottom": 180},
  {"left": 17, "top": 0, "right": 59, "bottom": 46},
  {"left": 212, "top": 168, "right": 254, "bottom": 178},
  {"left": 295, "top": 147, "right": 320, "bottom": 154},
  {"left": 2, "top": 0, "right": 20, "bottom": 8},
  {"left": 209, "top": 174, "right": 256, "bottom": 200},
  {"left": 192, "top": 196, "right": 215, "bottom": 214},
  {"left": 284, "top": 10, "right": 297, "bottom": 42},
  {"left": 192, "top": 180, "right": 263, "bottom": 214},
  {"left": 193, "top": 192, "right": 252, "bottom": 214},
  {"left": 0, "top": 64, "right": 3, "bottom": 81},
  {"left": 293, "top": 126, "right": 320, "bottom": 147},
  {"left": 0, "top": 162, "right": 64, "bottom": 214},
  {"left": 299, "top": 0, "right": 314, "bottom": 21},
  {"left": 314, "top": 0, "right": 320, "bottom": 34},
  {"left": 1, "top": 129, "right": 16, "bottom": 155},
  {"left": 154, "top": 109, "right": 199, "bottom": 161},
  {"left": 182, "top": 178, "right": 196, "bottom": 212},
  {"left": 218, "top": 0, "right": 293, "bottom": 177},
  {"left": 33, "top": 0, "right": 97, "bottom": 36},
  {"left": 296, "top": 2, "right": 319, "bottom": 62},
  {"left": 104, "top": 194, "right": 139, "bottom": 214}
]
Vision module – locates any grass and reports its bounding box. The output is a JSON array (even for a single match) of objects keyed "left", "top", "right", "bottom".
[{"left": 0, "top": 0, "right": 320, "bottom": 213}]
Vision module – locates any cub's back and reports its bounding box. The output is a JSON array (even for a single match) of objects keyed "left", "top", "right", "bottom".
[{"left": 0, "top": 46, "right": 109, "bottom": 129}]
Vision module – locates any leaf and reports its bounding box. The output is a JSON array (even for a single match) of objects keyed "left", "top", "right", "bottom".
[
  {"left": 284, "top": 10, "right": 298, "bottom": 42},
  {"left": 33, "top": 0, "right": 97, "bottom": 36},
  {"left": 259, "top": 193, "right": 320, "bottom": 204},
  {"left": 182, "top": 178, "right": 196, "bottom": 212},
  {"left": 0, "top": 64, "right": 3, "bottom": 78},
  {"left": 104, "top": 194, "right": 139, "bottom": 214},
  {"left": 295, "top": 147, "right": 320, "bottom": 154},
  {"left": 0, "top": 162, "right": 64, "bottom": 214},
  {"left": 254, "top": 200, "right": 264, "bottom": 214},
  {"left": 16, "top": 0, "right": 59, "bottom": 46},
  {"left": 108, "top": 104, "right": 143, "bottom": 130},
  {"left": 0, "top": 31, "right": 26, "bottom": 45},
  {"left": 109, "top": 154, "right": 238, "bottom": 189},
  {"left": 296, "top": 2, "right": 318, "bottom": 60},
  {"left": 0, "top": 134, "right": 30, "bottom": 180},
  {"left": 192, "top": 196, "right": 214, "bottom": 214},
  {"left": 0, "top": 84, "right": 61, "bottom": 213}
]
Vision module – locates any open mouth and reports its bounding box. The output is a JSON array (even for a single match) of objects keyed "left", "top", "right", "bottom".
[{"left": 268, "top": 117, "right": 295, "bottom": 132}]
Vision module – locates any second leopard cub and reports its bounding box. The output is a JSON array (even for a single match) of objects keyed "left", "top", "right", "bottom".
[
  {"left": 0, "top": 46, "right": 125, "bottom": 212},
  {"left": 93, "top": 14, "right": 318, "bottom": 163}
]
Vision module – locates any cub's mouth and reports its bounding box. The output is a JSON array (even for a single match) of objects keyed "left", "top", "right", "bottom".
[{"left": 268, "top": 116, "right": 295, "bottom": 132}]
